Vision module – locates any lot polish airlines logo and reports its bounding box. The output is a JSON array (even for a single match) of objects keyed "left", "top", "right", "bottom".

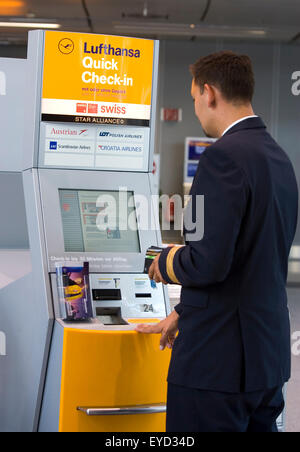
[{"left": 0, "top": 71, "right": 6, "bottom": 96}]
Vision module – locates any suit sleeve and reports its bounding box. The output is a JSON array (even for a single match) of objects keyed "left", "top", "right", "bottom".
[{"left": 159, "top": 147, "right": 249, "bottom": 291}]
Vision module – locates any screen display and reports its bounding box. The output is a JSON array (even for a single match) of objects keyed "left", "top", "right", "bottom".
[
  {"left": 188, "top": 140, "right": 212, "bottom": 161},
  {"left": 59, "top": 189, "right": 141, "bottom": 253}
]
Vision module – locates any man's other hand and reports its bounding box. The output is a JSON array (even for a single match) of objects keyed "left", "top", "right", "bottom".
[
  {"left": 135, "top": 310, "right": 180, "bottom": 350},
  {"left": 148, "top": 254, "right": 168, "bottom": 284}
]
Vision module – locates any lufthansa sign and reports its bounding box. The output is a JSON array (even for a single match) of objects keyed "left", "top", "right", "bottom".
[{"left": 41, "top": 31, "right": 155, "bottom": 125}]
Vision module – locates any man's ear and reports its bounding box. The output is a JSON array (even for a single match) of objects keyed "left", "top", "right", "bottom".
[{"left": 203, "top": 83, "right": 217, "bottom": 108}]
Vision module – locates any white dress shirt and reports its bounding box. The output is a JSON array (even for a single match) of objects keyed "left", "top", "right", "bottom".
[{"left": 222, "top": 115, "right": 258, "bottom": 137}]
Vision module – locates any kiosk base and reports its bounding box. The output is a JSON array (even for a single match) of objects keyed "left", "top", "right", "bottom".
[{"left": 39, "top": 321, "right": 171, "bottom": 432}]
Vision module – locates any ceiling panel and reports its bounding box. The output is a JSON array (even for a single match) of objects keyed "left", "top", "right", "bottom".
[
  {"left": 86, "top": 0, "right": 300, "bottom": 41},
  {"left": 88, "top": 0, "right": 210, "bottom": 22},
  {"left": 0, "top": 0, "right": 300, "bottom": 44},
  {"left": 0, "top": 0, "right": 89, "bottom": 44},
  {"left": 207, "top": 0, "right": 300, "bottom": 28},
  {"left": 86, "top": 0, "right": 300, "bottom": 28},
  {"left": 23, "top": 0, "right": 87, "bottom": 19}
]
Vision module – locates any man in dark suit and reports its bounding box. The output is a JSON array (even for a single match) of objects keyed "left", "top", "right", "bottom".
[{"left": 136, "top": 51, "right": 299, "bottom": 432}]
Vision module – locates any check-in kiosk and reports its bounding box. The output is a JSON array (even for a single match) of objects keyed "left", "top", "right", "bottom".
[
  {"left": 183, "top": 137, "right": 215, "bottom": 196},
  {"left": 0, "top": 30, "right": 171, "bottom": 432}
]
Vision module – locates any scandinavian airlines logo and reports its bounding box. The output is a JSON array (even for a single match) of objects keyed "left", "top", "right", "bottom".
[{"left": 0, "top": 71, "right": 6, "bottom": 96}]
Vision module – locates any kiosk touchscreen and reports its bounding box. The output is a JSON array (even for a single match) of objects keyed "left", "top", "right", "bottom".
[
  {"left": 0, "top": 30, "right": 171, "bottom": 433},
  {"left": 59, "top": 189, "right": 141, "bottom": 254}
]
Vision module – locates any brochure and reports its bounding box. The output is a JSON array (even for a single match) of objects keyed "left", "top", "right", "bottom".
[{"left": 56, "top": 262, "right": 93, "bottom": 321}]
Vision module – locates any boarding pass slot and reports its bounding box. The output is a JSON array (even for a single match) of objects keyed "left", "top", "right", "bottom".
[{"left": 93, "top": 289, "right": 122, "bottom": 301}]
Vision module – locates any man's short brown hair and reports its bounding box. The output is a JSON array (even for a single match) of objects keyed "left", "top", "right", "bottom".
[{"left": 190, "top": 51, "right": 255, "bottom": 104}]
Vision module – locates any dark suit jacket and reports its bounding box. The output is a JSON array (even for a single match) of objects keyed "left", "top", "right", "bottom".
[{"left": 159, "top": 117, "right": 298, "bottom": 393}]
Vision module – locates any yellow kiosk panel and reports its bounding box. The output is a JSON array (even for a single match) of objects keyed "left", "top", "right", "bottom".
[{"left": 59, "top": 328, "right": 171, "bottom": 432}]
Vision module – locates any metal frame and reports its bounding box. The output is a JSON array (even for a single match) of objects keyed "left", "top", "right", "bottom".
[
  {"left": 148, "top": 40, "right": 160, "bottom": 173},
  {"left": 38, "top": 168, "right": 159, "bottom": 274},
  {"left": 22, "top": 169, "right": 55, "bottom": 431},
  {"left": 23, "top": 31, "right": 45, "bottom": 171}
]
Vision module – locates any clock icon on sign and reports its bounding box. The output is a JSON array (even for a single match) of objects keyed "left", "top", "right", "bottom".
[{"left": 58, "top": 38, "right": 75, "bottom": 55}]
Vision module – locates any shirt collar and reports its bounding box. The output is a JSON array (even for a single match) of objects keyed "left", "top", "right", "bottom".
[{"left": 222, "top": 115, "right": 258, "bottom": 137}]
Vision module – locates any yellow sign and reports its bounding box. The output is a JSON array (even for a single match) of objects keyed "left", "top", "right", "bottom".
[{"left": 42, "top": 31, "right": 155, "bottom": 125}]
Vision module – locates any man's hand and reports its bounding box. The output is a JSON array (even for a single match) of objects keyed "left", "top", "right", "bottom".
[
  {"left": 135, "top": 310, "right": 179, "bottom": 350},
  {"left": 149, "top": 254, "right": 168, "bottom": 284}
]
